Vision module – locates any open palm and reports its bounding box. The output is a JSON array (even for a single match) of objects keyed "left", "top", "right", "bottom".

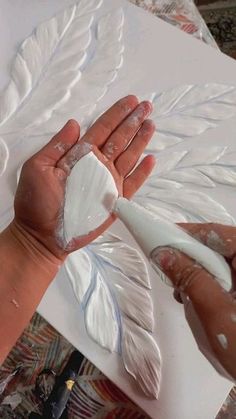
[{"left": 14, "top": 96, "right": 155, "bottom": 260}]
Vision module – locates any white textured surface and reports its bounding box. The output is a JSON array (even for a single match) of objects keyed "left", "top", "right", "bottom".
[
  {"left": 0, "top": 1, "right": 124, "bottom": 138},
  {"left": 1, "top": 0, "right": 236, "bottom": 418},
  {"left": 64, "top": 152, "right": 118, "bottom": 242},
  {"left": 0, "top": 1, "right": 96, "bottom": 131},
  {"left": 65, "top": 233, "right": 159, "bottom": 398},
  {"left": 122, "top": 316, "right": 162, "bottom": 399},
  {"left": 137, "top": 147, "right": 236, "bottom": 225},
  {"left": 148, "top": 84, "right": 236, "bottom": 151},
  {"left": 0, "top": 138, "right": 9, "bottom": 176}
]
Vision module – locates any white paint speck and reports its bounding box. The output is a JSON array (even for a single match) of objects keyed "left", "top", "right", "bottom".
[
  {"left": 217, "top": 334, "right": 228, "bottom": 350},
  {"left": 54, "top": 141, "right": 66, "bottom": 153},
  {"left": 231, "top": 313, "right": 236, "bottom": 323},
  {"left": 11, "top": 299, "right": 19, "bottom": 309}
]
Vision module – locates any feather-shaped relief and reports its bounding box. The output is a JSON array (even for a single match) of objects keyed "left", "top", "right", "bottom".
[
  {"left": 65, "top": 233, "right": 162, "bottom": 399},
  {"left": 0, "top": 2, "right": 125, "bottom": 138},
  {"left": 2, "top": 0, "right": 236, "bottom": 400},
  {"left": 147, "top": 84, "right": 236, "bottom": 151},
  {"left": 136, "top": 147, "right": 236, "bottom": 224}
]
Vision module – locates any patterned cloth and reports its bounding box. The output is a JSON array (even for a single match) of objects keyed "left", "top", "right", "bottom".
[
  {"left": 0, "top": 1, "right": 235, "bottom": 418},
  {"left": 0, "top": 314, "right": 147, "bottom": 418}
]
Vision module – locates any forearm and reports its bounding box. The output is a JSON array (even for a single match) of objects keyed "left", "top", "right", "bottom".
[{"left": 0, "top": 222, "right": 61, "bottom": 364}]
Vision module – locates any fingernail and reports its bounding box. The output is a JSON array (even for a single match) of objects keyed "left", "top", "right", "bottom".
[{"left": 151, "top": 247, "right": 177, "bottom": 272}]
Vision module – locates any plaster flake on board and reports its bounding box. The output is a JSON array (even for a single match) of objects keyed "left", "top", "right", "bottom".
[
  {"left": 136, "top": 147, "right": 236, "bottom": 225},
  {"left": 65, "top": 233, "right": 161, "bottom": 399}
]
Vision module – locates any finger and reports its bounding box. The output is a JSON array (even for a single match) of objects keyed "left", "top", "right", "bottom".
[
  {"left": 102, "top": 101, "right": 152, "bottom": 161},
  {"left": 152, "top": 246, "right": 219, "bottom": 295},
  {"left": 123, "top": 154, "right": 155, "bottom": 198},
  {"left": 153, "top": 246, "right": 236, "bottom": 371},
  {"left": 179, "top": 223, "right": 236, "bottom": 258},
  {"left": 34, "top": 120, "right": 80, "bottom": 165},
  {"left": 173, "top": 289, "right": 184, "bottom": 304},
  {"left": 115, "top": 119, "right": 155, "bottom": 177},
  {"left": 82, "top": 95, "right": 139, "bottom": 147}
]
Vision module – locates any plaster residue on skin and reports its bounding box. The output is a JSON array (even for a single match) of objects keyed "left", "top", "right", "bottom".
[
  {"left": 231, "top": 313, "right": 236, "bottom": 323},
  {"left": 62, "top": 141, "right": 92, "bottom": 172},
  {"left": 126, "top": 102, "right": 150, "bottom": 129},
  {"left": 54, "top": 141, "right": 67, "bottom": 153},
  {"left": 63, "top": 152, "right": 118, "bottom": 243},
  {"left": 105, "top": 142, "right": 119, "bottom": 158},
  {"left": 11, "top": 299, "right": 19, "bottom": 309},
  {"left": 217, "top": 333, "right": 228, "bottom": 350},
  {"left": 206, "top": 230, "right": 227, "bottom": 255}
]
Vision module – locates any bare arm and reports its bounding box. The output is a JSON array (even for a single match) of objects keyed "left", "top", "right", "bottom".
[{"left": 0, "top": 95, "right": 155, "bottom": 363}]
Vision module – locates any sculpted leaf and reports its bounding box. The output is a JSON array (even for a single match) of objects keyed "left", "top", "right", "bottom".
[
  {"left": 65, "top": 233, "right": 160, "bottom": 398},
  {"left": 0, "top": 1, "right": 103, "bottom": 133},
  {"left": 147, "top": 84, "right": 236, "bottom": 151},
  {"left": 137, "top": 147, "right": 236, "bottom": 224},
  {"left": 122, "top": 317, "right": 162, "bottom": 399}
]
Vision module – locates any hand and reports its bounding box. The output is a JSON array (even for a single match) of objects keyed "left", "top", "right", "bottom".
[
  {"left": 13, "top": 95, "right": 155, "bottom": 261},
  {"left": 154, "top": 223, "right": 236, "bottom": 380}
]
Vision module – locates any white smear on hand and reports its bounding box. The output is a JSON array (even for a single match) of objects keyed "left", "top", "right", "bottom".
[
  {"left": 11, "top": 299, "right": 19, "bottom": 308},
  {"left": 231, "top": 313, "right": 236, "bottom": 323},
  {"left": 217, "top": 333, "right": 228, "bottom": 350},
  {"left": 206, "top": 230, "right": 227, "bottom": 255},
  {"left": 64, "top": 152, "right": 118, "bottom": 243}
]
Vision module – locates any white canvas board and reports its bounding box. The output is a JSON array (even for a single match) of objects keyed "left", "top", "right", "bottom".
[{"left": 0, "top": 1, "right": 236, "bottom": 418}]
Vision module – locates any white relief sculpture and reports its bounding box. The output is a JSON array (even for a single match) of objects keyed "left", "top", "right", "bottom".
[
  {"left": 65, "top": 233, "right": 162, "bottom": 399},
  {"left": 147, "top": 84, "right": 236, "bottom": 151},
  {"left": 136, "top": 147, "right": 236, "bottom": 224},
  {"left": 2, "top": 0, "right": 236, "bottom": 402},
  {"left": 0, "top": 1, "right": 124, "bottom": 138}
]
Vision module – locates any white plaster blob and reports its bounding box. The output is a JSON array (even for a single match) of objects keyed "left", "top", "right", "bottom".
[
  {"left": 115, "top": 198, "right": 232, "bottom": 291},
  {"left": 217, "top": 334, "right": 228, "bottom": 350},
  {"left": 64, "top": 152, "right": 118, "bottom": 243},
  {"left": 0, "top": 137, "right": 9, "bottom": 176}
]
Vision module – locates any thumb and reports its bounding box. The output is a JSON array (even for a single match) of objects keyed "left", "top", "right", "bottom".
[
  {"left": 152, "top": 246, "right": 221, "bottom": 297},
  {"left": 152, "top": 246, "right": 236, "bottom": 329}
]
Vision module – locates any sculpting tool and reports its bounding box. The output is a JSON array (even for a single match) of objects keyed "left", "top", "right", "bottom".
[
  {"left": 29, "top": 350, "right": 84, "bottom": 419},
  {"left": 114, "top": 197, "right": 231, "bottom": 291}
]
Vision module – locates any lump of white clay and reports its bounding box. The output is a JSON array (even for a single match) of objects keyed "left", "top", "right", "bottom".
[{"left": 64, "top": 152, "right": 118, "bottom": 243}]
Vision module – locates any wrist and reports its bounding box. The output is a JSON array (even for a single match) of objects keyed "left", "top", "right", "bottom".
[{"left": 2, "top": 221, "right": 63, "bottom": 283}]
